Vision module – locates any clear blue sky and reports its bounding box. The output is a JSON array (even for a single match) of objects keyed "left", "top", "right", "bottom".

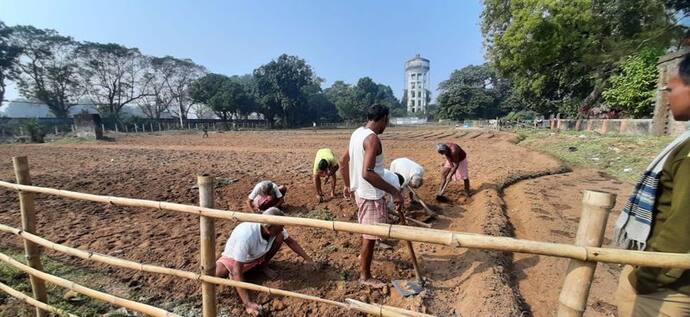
[{"left": 0, "top": 0, "right": 485, "bottom": 101}]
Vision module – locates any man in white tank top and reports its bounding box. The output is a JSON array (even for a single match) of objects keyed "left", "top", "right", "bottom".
[{"left": 339, "top": 104, "right": 403, "bottom": 288}]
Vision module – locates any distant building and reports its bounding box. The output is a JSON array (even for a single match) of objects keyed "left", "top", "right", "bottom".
[
  {"left": 0, "top": 100, "right": 173, "bottom": 119},
  {"left": 405, "top": 54, "right": 430, "bottom": 114},
  {"left": 0, "top": 100, "right": 97, "bottom": 118}
]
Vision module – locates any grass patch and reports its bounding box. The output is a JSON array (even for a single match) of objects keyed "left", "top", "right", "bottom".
[
  {"left": 516, "top": 129, "right": 673, "bottom": 183},
  {"left": 298, "top": 208, "right": 335, "bottom": 221},
  {"left": 0, "top": 247, "right": 135, "bottom": 316}
]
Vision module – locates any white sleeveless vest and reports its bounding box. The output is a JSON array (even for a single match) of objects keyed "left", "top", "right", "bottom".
[{"left": 348, "top": 127, "right": 385, "bottom": 200}]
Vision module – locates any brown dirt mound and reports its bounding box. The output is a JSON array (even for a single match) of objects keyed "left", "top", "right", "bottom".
[{"left": 504, "top": 169, "right": 632, "bottom": 317}]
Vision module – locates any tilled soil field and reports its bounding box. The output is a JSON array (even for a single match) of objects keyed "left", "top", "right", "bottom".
[{"left": 0, "top": 127, "right": 631, "bottom": 316}]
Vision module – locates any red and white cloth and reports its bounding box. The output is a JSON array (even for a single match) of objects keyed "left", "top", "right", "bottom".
[
  {"left": 355, "top": 195, "right": 388, "bottom": 240},
  {"left": 216, "top": 255, "right": 266, "bottom": 274},
  {"left": 444, "top": 158, "right": 469, "bottom": 181}
]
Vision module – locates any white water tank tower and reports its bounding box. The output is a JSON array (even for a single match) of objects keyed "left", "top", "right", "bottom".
[{"left": 405, "top": 54, "right": 430, "bottom": 114}]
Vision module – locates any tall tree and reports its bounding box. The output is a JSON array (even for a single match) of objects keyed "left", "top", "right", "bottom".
[
  {"left": 75, "top": 42, "right": 151, "bottom": 120},
  {"left": 189, "top": 73, "right": 253, "bottom": 121},
  {"left": 152, "top": 56, "right": 206, "bottom": 126},
  {"left": 0, "top": 22, "right": 21, "bottom": 106},
  {"left": 138, "top": 60, "right": 174, "bottom": 119},
  {"left": 228, "top": 74, "right": 258, "bottom": 118},
  {"left": 324, "top": 80, "right": 358, "bottom": 121},
  {"left": 324, "top": 78, "right": 402, "bottom": 122},
  {"left": 437, "top": 64, "right": 510, "bottom": 120},
  {"left": 482, "top": 0, "right": 680, "bottom": 117},
  {"left": 602, "top": 48, "right": 662, "bottom": 118},
  {"left": 209, "top": 79, "right": 251, "bottom": 121},
  {"left": 253, "top": 54, "right": 317, "bottom": 127},
  {"left": 10, "top": 25, "right": 82, "bottom": 118}
]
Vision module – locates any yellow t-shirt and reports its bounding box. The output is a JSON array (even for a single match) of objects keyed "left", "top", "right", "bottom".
[{"left": 313, "top": 148, "right": 338, "bottom": 175}]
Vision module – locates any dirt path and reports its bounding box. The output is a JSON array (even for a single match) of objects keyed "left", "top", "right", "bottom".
[
  {"left": 0, "top": 127, "right": 596, "bottom": 316},
  {"left": 504, "top": 169, "right": 632, "bottom": 317}
]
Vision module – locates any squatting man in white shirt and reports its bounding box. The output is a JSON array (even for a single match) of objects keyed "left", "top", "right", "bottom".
[{"left": 215, "top": 207, "right": 314, "bottom": 316}]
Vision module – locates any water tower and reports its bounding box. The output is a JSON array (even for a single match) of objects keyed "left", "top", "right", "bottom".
[{"left": 405, "top": 54, "right": 430, "bottom": 114}]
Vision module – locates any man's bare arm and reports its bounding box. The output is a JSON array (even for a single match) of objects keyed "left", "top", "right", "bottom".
[
  {"left": 362, "top": 134, "right": 400, "bottom": 197},
  {"left": 285, "top": 237, "right": 313, "bottom": 262}
]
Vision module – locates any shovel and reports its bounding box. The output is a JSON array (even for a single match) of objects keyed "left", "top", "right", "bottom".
[
  {"left": 408, "top": 187, "right": 452, "bottom": 221},
  {"left": 435, "top": 176, "right": 451, "bottom": 201},
  {"left": 391, "top": 205, "right": 425, "bottom": 297}
]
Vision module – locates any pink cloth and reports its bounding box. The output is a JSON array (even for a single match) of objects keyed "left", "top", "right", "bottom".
[
  {"left": 355, "top": 195, "right": 388, "bottom": 240},
  {"left": 251, "top": 186, "right": 287, "bottom": 210},
  {"left": 216, "top": 255, "right": 265, "bottom": 274},
  {"left": 444, "top": 158, "right": 469, "bottom": 181},
  {"left": 252, "top": 195, "right": 274, "bottom": 209}
]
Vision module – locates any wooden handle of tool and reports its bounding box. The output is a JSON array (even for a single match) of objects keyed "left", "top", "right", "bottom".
[{"left": 396, "top": 208, "right": 423, "bottom": 282}]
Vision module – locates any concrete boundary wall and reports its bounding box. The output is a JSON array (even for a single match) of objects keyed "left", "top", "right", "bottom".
[{"left": 464, "top": 118, "right": 688, "bottom": 136}]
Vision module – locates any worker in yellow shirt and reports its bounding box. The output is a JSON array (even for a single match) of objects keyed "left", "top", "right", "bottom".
[{"left": 313, "top": 148, "right": 339, "bottom": 202}]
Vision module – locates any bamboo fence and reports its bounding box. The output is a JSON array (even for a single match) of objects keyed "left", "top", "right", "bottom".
[
  {"left": 0, "top": 252, "right": 179, "bottom": 317},
  {"left": 12, "top": 156, "right": 48, "bottom": 317},
  {"left": 0, "top": 223, "right": 428, "bottom": 317},
  {"left": 0, "top": 281, "right": 77, "bottom": 317},
  {"left": 2, "top": 180, "right": 690, "bottom": 269}
]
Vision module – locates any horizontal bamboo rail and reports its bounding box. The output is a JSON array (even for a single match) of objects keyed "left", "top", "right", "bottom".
[
  {"left": 346, "top": 299, "right": 435, "bottom": 317},
  {"left": 0, "top": 252, "right": 178, "bottom": 317},
  {"left": 1, "top": 180, "right": 690, "bottom": 269},
  {"left": 0, "top": 223, "right": 431, "bottom": 317},
  {"left": 0, "top": 281, "right": 77, "bottom": 317}
]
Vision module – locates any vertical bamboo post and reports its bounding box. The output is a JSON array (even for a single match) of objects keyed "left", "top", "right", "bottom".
[
  {"left": 197, "top": 175, "right": 217, "bottom": 317},
  {"left": 557, "top": 190, "right": 616, "bottom": 317},
  {"left": 12, "top": 156, "right": 48, "bottom": 317}
]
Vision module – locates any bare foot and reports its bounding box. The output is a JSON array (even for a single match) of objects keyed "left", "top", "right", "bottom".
[
  {"left": 359, "top": 278, "right": 386, "bottom": 289},
  {"left": 261, "top": 266, "right": 278, "bottom": 279}
]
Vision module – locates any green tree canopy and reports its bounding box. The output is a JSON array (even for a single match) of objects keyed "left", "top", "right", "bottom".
[
  {"left": 0, "top": 22, "right": 21, "bottom": 106},
  {"left": 10, "top": 25, "right": 82, "bottom": 118},
  {"left": 482, "top": 0, "right": 681, "bottom": 117},
  {"left": 75, "top": 42, "right": 151, "bottom": 120},
  {"left": 602, "top": 49, "right": 662, "bottom": 118},
  {"left": 437, "top": 64, "right": 517, "bottom": 120},
  {"left": 324, "top": 77, "right": 402, "bottom": 122},
  {"left": 253, "top": 54, "right": 318, "bottom": 127}
]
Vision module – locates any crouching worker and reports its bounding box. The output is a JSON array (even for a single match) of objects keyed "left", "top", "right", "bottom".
[
  {"left": 313, "top": 148, "right": 339, "bottom": 202},
  {"left": 216, "top": 208, "right": 314, "bottom": 316},
  {"left": 246, "top": 180, "right": 287, "bottom": 212},
  {"left": 390, "top": 157, "right": 424, "bottom": 202}
]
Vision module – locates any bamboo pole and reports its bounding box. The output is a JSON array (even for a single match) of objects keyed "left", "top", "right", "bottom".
[
  {"left": 404, "top": 216, "right": 432, "bottom": 228},
  {"left": 345, "top": 299, "right": 435, "bottom": 317},
  {"left": 0, "top": 223, "right": 414, "bottom": 314},
  {"left": 0, "top": 252, "right": 178, "bottom": 317},
  {"left": 396, "top": 208, "right": 423, "bottom": 282},
  {"left": 12, "top": 156, "right": 48, "bottom": 317},
  {"left": 197, "top": 175, "right": 217, "bottom": 317},
  {"left": 0, "top": 281, "right": 78, "bottom": 317},
  {"left": 557, "top": 190, "right": 615, "bottom": 317},
  {"left": 1, "top": 180, "right": 690, "bottom": 269},
  {"left": 407, "top": 187, "right": 451, "bottom": 221}
]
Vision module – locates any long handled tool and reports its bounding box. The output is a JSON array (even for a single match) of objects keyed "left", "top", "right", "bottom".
[
  {"left": 392, "top": 206, "right": 425, "bottom": 297},
  {"left": 408, "top": 187, "right": 452, "bottom": 221},
  {"left": 436, "top": 176, "right": 451, "bottom": 199}
]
